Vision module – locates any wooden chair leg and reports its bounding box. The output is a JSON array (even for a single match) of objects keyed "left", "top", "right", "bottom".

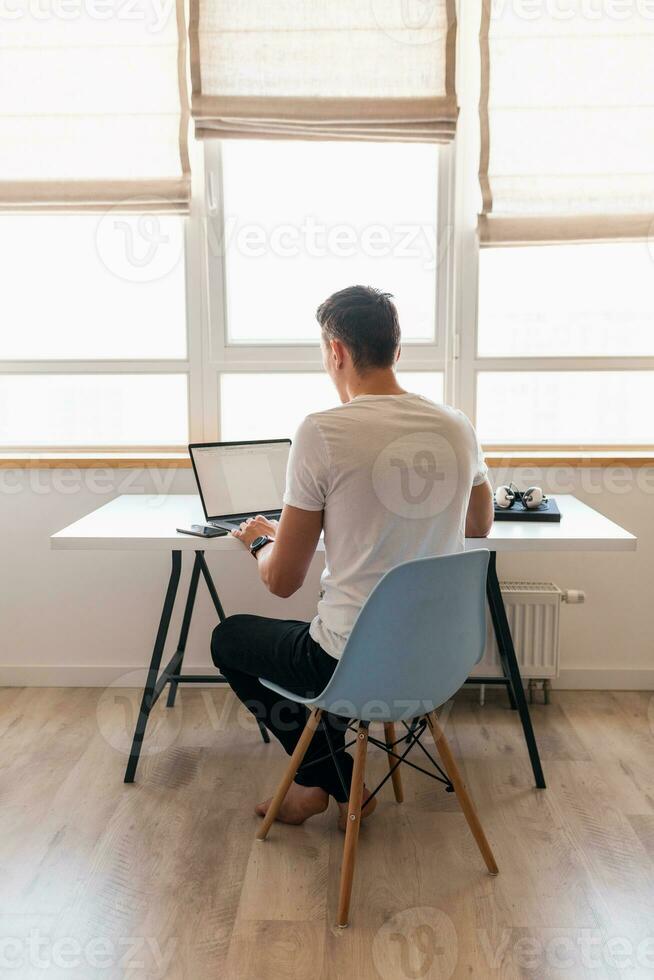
[
  {"left": 383, "top": 722, "right": 404, "bottom": 803},
  {"left": 425, "top": 711, "right": 499, "bottom": 876},
  {"left": 256, "top": 708, "right": 323, "bottom": 841},
  {"left": 337, "top": 721, "right": 369, "bottom": 928}
]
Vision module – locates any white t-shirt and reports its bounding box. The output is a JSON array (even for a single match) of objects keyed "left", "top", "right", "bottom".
[{"left": 283, "top": 393, "right": 488, "bottom": 660}]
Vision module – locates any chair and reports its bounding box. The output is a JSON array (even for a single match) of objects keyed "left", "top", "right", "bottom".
[{"left": 256, "top": 549, "right": 498, "bottom": 927}]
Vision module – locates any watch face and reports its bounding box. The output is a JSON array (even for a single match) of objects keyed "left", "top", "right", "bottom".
[{"left": 250, "top": 535, "right": 267, "bottom": 551}]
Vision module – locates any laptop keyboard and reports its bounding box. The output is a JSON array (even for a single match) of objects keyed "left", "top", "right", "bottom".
[{"left": 211, "top": 511, "right": 281, "bottom": 529}]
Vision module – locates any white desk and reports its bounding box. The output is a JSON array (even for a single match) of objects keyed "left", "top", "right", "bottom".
[
  {"left": 51, "top": 492, "right": 636, "bottom": 554},
  {"left": 51, "top": 494, "right": 636, "bottom": 787}
]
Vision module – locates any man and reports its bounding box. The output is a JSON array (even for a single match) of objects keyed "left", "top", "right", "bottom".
[{"left": 211, "top": 285, "right": 493, "bottom": 828}]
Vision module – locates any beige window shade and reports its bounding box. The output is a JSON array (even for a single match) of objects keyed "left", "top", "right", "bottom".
[
  {"left": 190, "top": 0, "right": 458, "bottom": 143},
  {"left": 0, "top": 0, "right": 190, "bottom": 213},
  {"left": 479, "top": 3, "right": 654, "bottom": 245}
]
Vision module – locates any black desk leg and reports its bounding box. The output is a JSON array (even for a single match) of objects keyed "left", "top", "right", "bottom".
[
  {"left": 125, "top": 550, "right": 182, "bottom": 783},
  {"left": 199, "top": 554, "right": 226, "bottom": 622},
  {"left": 501, "top": 656, "right": 518, "bottom": 710},
  {"left": 486, "top": 551, "right": 546, "bottom": 789},
  {"left": 166, "top": 551, "right": 203, "bottom": 707}
]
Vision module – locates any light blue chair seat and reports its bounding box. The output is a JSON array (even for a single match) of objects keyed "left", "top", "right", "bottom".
[{"left": 256, "top": 549, "right": 498, "bottom": 928}]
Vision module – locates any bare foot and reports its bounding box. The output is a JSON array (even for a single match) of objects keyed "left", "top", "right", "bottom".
[
  {"left": 337, "top": 786, "right": 377, "bottom": 832},
  {"left": 255, "top": 782, "right": 329, "bottom": 826}
]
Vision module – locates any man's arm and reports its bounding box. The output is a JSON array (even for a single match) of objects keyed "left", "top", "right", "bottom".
[
  {"left": 465, "top": 479, "right": 494, "bottom": 538},
  {"left": 232, "top": 505, "right": 323, "bottom": 598}
]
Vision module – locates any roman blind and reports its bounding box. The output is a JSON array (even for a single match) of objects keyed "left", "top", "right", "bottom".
[
  {"left": 479, "top": 2, "right": 654, "bottom": 245},
  {"left": 190, "top": 0, "right": 458, "bottom": 143},
  {"left": 0, "top": 0, "right": 190, "bottom": 213}
]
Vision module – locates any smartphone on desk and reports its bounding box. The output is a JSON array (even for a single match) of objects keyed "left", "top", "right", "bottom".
[{"left": 177, "top": 524, "right": 228, "bottom": 538}]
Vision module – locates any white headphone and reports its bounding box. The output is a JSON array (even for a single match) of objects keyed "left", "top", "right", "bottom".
[{"left": 494, "top": 483, "right": 547, "bottom": 511}]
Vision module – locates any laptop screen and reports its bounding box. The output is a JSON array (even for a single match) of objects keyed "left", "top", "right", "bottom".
[{"left": 190, "top": 441, "right": 290, "bottom": 519}]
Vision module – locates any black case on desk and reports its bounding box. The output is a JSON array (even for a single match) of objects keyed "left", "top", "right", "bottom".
[{"left": 493, "top": 498, "right": 561, "bottom": 523}]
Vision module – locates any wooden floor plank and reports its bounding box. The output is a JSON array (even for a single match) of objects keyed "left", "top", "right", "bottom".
[{"left": 1, "top": 687, "right": 652, "bottom": 979}]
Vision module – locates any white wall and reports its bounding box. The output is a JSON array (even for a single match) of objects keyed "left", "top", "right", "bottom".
[{"left": 0, "top": 465, "right": 652, "bottom": 689}]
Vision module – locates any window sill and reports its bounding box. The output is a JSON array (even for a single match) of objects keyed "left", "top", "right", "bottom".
[
  {"left": 0, "top": 453, "right": 192, "bottom": 469},
  {"left": 485, "top": 451, "right": 654, "bottom": 468},
  {"left": 1, "top": 451, "right": 654, "bottom": 469}
]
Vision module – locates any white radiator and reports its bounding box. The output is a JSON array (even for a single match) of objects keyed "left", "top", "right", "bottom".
[{"left": 472, "top": 581, "right": 563, "bottom": 680}]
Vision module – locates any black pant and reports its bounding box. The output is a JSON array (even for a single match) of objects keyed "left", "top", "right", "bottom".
[{"left": 211, "top": 614, "right": 353, "bottom": 802}]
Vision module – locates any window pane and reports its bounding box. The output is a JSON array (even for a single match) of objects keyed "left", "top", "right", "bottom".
[
  {"left": 476, "top": 372, "right": 654, "bottom": 445},
  {"left": 220, "top": 141, "right": 438, "bottom": 345},
  {"left": 220, "top": 372, "right": 443, "bottom": 441},
  {"left": 478, "top": 243, "right": 654, "bottom": 357},
  {"left": 0, "top": 375, "right": 188, "bottom": 447},
  {"left": 0, "top": 215, "right": 186, "bottom": 359}
]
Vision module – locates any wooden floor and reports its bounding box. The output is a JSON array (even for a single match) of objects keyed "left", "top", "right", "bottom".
[{"left": 1, "top": 687, "right": 654, "bottom": 980}]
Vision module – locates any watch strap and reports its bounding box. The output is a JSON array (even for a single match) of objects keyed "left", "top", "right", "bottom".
[{"left": 250, "top": 535, "right": 272, "bottom": 557}]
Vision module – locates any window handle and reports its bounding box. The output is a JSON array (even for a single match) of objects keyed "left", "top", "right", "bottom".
[{"left": 206, "top": 172, "right": 218, "bottom": 215}]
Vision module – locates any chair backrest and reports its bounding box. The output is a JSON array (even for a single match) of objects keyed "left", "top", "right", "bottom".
[{"left": 313, "top": 549, "right": 489, "bottom": 722}]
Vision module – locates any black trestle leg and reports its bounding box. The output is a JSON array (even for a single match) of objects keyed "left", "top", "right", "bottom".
[
  {"left": 486, "top": 551, "right": 546, "bottom": 789},
  {"left": 125, "top": 549, "right": 270, "bottom": 778},
  {"left": 166, "top": 551, "right": 203, "bottom": 708},
  {"left": 199, "top": 554, "right": 226, "bottom": 621},
  {"left": 124, "top": 550, "right": 182, "bottom": 783}
]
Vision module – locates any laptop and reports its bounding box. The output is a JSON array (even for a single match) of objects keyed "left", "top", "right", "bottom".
[{"left": 188, "top": 439, "right": 291, "bottom": 532}]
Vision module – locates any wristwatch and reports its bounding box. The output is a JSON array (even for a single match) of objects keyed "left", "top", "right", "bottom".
[{"left": 249, "top": 534, "right": 272, "bottom": 558}]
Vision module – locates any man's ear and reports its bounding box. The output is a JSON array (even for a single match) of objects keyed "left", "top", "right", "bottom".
[
  {"left": 330, "top": 338, "right": 347, "bottom": 370},
  {"left": 395, "top": 344, "right": 402, "bottom": 363}
]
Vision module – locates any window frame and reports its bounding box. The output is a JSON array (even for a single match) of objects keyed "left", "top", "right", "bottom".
[
  {"left": 471, "top": 241, "right": 654, "bottom": 449},
  {"left": 2, "top": 0, "right": 651, "bottom": 455},
  {"left": 201, "top": 139, "right": 453, "bottom": 443},
  {"left": 0, "top": 212, "right": 196, "bottom": 454},
  {"left": 452, "top": 0, "right": 654, "bottom": 452}
]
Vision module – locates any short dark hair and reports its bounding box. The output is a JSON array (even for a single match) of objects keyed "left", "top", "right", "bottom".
[{"left": 316, "top": 285, "right": 401, "bottom": 373}]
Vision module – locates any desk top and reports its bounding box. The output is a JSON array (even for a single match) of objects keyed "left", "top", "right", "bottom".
[{"left": 51, "top": 493, "right": 636, "bottom": 554}]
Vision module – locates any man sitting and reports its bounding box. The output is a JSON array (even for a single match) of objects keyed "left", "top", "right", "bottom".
[{"left": 211, "top": 285, "right": 493, "bottom": 827}]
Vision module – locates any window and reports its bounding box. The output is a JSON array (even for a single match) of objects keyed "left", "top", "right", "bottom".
[
  {"left": 220, "top": 372, "right": 444, "bottom": 442},
  {"left": 2, "top": 140, "right": 446, "bottom": 452},
  {"left": 0, "top": 375, "right": 188, "bottom": 448},
  {"left": 476, "top": 372, "right": 654, "bottom": 447},
  {"left": 207, "top": 139, "right": 446, "bottom": 442},
  {"left": 3, "top": 5, "right": 652, "bottom": 457},
  {"left": 5, "top": 124, "right": 650, "bottom": 453},
  {"left": 219, "top": 141, "right": 439, "bottom": 345},
  {"left": 478, "top": 243, "right": 654, "bottom": 359},
  {"left": 474, "top": 242, "right": 654, "bottom": 446},
  {"left": 0, "top": 214, "right": 189, "bottom": 449}
]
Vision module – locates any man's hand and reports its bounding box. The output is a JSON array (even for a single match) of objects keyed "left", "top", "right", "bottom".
[
  {"left": 232, "top": 515, "right": 279, "bottom": 549},
  {"left": 237, "top": 505, "right": 322, "bottom": 597}
]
